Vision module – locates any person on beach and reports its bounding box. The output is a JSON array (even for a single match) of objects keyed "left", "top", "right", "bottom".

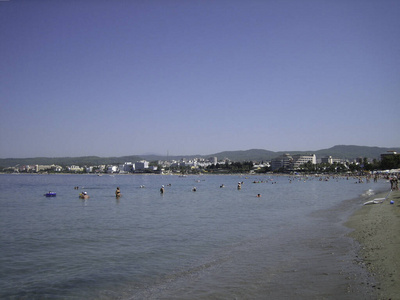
[
  {"left": 115, "top": 187, "right": 121, "bottom": 197},
  {"left": 374, "top": 174, "right": 378, "bottom": 182},
  {"left": 390, "top": 176, "right": 398, "bottom": 190}
]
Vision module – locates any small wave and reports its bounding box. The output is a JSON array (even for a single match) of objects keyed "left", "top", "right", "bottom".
[{"left": 361, "top": 189, "right": 375, "bottom": 197}]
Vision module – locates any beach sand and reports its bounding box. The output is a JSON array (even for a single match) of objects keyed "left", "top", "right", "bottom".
[{"left": 346, "top": 189, "right": 400, "bottom": 299}]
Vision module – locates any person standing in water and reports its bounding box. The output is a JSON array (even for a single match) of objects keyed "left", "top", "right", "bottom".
[
  {"left": 115, "top": 187, "right": 121, "bottom": 197},
  {"left": 160, "top": 185, "right": 165, "bottom": 194}
]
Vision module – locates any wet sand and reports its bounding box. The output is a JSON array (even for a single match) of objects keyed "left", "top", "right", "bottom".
[{"left": 346, "top": 189, "right": 400, "bottom": 299}]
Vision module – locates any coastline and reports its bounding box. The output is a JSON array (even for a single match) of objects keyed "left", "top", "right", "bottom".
[{"left": 346, "top": 189, "right": 400, "bottom": 299}]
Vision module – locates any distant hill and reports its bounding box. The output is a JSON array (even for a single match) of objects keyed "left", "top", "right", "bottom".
[
  {"left": 206, "top": 149, "right": 278, "bottom": 162},
  {"left": 313, "top": 145, "right": 399, "bottom": 160},
  {"left": 1, "top": 145, "right": 399, "bottom": 168},
  {"left": 207, "top": 145, "right": 399, "bottom": 162}
]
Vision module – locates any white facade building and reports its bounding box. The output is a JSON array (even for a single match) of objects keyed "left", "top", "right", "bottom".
[
  {"left": 107, "top": 165, "right": 119, "bottom": 173},
  {"left": 291, "top": 154, "right": 317, "bottom": 169},
  {"left": 271, "top": 154, "right": 317, "bottom": 170},
  {"left": 121, "top": 162, "right": 134, "bottom": 173},
  {"left": 67, "top": 165, "right": 83, "bottom": 172}
]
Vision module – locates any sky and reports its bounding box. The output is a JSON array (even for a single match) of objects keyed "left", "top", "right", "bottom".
[{"left": 1, "top": 0, "right": 399, "bottom": 158}]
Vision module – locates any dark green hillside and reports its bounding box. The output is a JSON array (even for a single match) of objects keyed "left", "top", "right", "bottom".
[
  {"left": 314, "top": 145, "right": 400, "bottom": 160},
  {"left": 210, "top": 146, "right": 400, "bottom": 162},
  {"left": 209, "top": 149, "right": 277, "bottom": 162}
]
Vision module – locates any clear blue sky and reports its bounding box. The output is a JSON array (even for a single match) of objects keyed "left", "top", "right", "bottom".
[{"left": 1, "top": 0, "right": 399, "bottom": 158}]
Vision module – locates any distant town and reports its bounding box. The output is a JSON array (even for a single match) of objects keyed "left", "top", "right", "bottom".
[{"left": 2, "top": 151, "right": 399, "bottom": 175}]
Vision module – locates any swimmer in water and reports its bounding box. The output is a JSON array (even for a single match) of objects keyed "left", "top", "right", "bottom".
[{"left": 79, "top": 192, "right": 89, "bottom": 199}]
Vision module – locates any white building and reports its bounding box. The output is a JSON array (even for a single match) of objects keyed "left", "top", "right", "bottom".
[
  {"left": 321, "top": 156, "right": 347, "bottom": 164},
  {"left": 253, "top": 162, "right": 270, "bottom": 169},
  {"left": 107, "top": 165, "right": 119, "bottom": 173},
  {"left": 121, "top": 162, "right": 134, "bottom": 173},
  {"left": 291, "top": 154, "right": 317, "bottom": 169},
  {"left": 67, "top": 165, "right": 83, "bottom": 172},
  {"left": 270, "top": 153, "right": 317, "bottom": 170}
]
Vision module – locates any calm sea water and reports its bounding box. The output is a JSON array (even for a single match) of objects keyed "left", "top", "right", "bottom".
[{"left": 0, "top": 174, "right": 388, "bottom": 299}]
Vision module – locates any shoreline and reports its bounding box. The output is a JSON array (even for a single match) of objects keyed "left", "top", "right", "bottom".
[{"left": 346, "top": 189, "right": 400, "bottom": 299}]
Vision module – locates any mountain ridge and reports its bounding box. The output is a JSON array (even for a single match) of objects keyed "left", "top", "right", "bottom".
[
  {"left": 204, "top": 145, "right": 399, "bottom": 162},
  {"left": 1, "top": 145, "right": 399, "bottom": 168}
]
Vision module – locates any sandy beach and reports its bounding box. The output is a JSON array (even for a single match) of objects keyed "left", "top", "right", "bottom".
[{"left": 346, "top": 189, "right": 400, "bottom": 299}]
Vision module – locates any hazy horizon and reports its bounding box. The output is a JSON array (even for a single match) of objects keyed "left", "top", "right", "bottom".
[{"left": 1, "top": 144, "right": 399, "bottom": 160}]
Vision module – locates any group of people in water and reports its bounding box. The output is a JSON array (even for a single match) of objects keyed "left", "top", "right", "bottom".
[
  {"left": 79, "top": 182, "right": 246, "bottom": 198},
  {"left": 80, "top": 184, "right": 201, "bottom": 198},
  {"left": 80, "top": 178, "right": 355, "bottom": 199},
  {"left": 78, "top": 187, "right": 122, "bottom": 199},
  {"left": 158, "top": 181, "right": 261, "bottom": 197},
  {"left": 152, "top": 182, "right": 262, "bottom": 197},
  {"left": 68, "top": 174, "right": 395, "bottom": 200}
]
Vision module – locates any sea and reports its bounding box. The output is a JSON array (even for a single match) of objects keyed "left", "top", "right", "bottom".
[{"left": 0, "top": 173, "right": 389, "bottom": 299}]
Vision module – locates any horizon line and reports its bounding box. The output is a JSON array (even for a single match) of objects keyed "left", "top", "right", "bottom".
[{"left": 1, "top": 145, "right": 399, "bottom": 160}]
